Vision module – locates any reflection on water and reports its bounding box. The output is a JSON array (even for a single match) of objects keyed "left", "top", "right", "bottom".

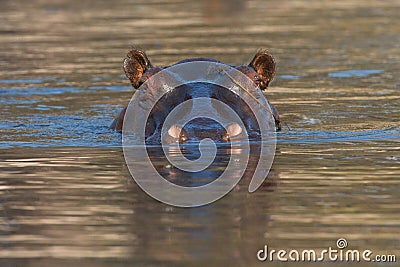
[{"left": 0, "top": 0, "right": 399, "bottom": 266}]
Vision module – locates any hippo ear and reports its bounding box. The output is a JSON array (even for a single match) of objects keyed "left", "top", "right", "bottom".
[
  {"left": 123, "top": 49, "right": 153, "bottom": 88},
  {"left": 249, "top": 51, "right": 276, "bottom": 90}
]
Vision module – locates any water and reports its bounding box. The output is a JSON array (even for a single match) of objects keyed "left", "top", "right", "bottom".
[{"left": 1, "top": 0, "right": 399, "bottom": 266}]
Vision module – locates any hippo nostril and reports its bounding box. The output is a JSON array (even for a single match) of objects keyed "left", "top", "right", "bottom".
[
  {"left": 222, "top": 134, "right": 230, "bottom": 142},
  {"left": 164, "top": 124, "right": 188, "bottom": 144},
  {"left": 221, "top": 123, "right": 245, "bottom": 142},
  {"left": 180, "top": 135, "right": 188, "bottom": 143},
  {"left": 226, "top": 123, "right": 243, "bottom": 137}
]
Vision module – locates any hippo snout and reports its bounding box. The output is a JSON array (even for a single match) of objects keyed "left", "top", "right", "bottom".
[{"left": 161, "top": 118, "right": 245, "bottom": 144}]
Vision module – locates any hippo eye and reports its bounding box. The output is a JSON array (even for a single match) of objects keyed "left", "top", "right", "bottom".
[
  {"left": 253, "top": 75, "right": 264, "bottom": 88},
  {"left": 138, "top": 73, "right": 150, "bottom": 88}
]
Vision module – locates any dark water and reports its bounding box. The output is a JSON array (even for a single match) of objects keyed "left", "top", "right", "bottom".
[{"left": 1, "top": 0, "right": 399, "bottom": 266}]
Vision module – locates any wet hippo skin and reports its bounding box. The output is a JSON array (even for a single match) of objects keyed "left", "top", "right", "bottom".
[{"left": 110, "top": 49, "right": 281, "bottom": 143}]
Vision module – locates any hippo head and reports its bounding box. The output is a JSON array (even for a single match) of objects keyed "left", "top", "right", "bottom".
[{"left": 111, "top": 49, "right": 281, "bottom": 144}]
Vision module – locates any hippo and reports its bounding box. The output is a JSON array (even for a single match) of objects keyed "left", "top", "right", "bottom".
[{"left": 111, "top": 49, "right": 281, "bottom": 144}]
